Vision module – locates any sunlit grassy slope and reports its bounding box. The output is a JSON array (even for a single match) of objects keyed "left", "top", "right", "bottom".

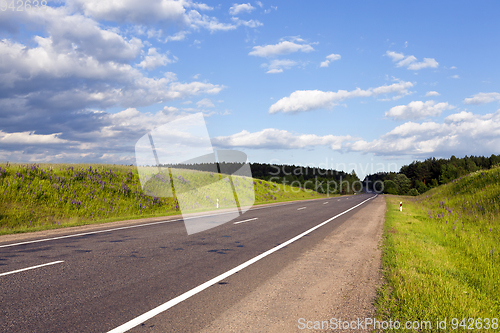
[
  {"left": 0, "top": 163, "right": 326, "bottom": 234},
  {"left": 377, "top": 167, "right": 500, "bottom": 331}
]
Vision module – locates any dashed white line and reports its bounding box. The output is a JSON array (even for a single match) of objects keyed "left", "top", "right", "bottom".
[
  {"left": 233, "top": 217, "right": 258, "bottom": 225},
  {"left": 0, "top": 261, "right": 64, "bottom": 277},
  {"left": 323, "top": 202, "right": 328, "bottom": 204},
  {"left": 297, "top": 207, "right": 306, "bottom": 210},
  {"left": 106, "top": 194, "right": 377, "bottom": 333}
]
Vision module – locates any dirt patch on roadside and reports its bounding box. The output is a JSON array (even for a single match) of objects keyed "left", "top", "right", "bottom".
[{"left": 201, "top": 195, "right": 386, "bottom": 332}]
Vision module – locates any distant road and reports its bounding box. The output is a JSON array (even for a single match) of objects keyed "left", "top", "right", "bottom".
[{"left": 0, "top": 194, "right": 376, "bottom": 332}]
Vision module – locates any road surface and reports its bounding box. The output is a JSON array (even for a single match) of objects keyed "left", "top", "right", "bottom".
[{"left": 0, "top": 193, "right": 378, "bottom": 332}]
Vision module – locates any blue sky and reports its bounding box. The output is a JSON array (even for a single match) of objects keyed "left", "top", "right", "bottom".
[{"left": 1, "top": 0, "right": 499, "bottom": 178}]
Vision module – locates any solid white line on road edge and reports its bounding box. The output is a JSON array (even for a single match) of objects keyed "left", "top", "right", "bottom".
[
  {"left": 0, "top": 199, "right": 312, "bottom": 249},
  {"left": 0, "top": 261, "right": 64, "bottom": 277},
  {"left": 297, "top": 207, "right": 306, "bottom": 210},
  {"left": 106, "top": 194, "right": 378, "bottom": 333},
  {"left": 233, "top": 218, "right": 258, "bottom": 225},
  {"left": 323, "top": 202, "right": 328, "bottom": 204}
]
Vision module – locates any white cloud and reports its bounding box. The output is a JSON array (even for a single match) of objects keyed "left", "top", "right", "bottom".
[
  {"left": 386, "top": 51, "right": 405, "bottom": 62},
  {"left": 463, "top": 92, "right": 500, "bottom": 105},
  {"left": 162, "top": 106, "right": 179, "bottom": 114},
  {"left": 165, "top": 31, "right": 190, "bottom": 42},
  {"left": 320, "top": 53, "right": 341, "bottom": 67},
  {"left": 426, "top": 91, "right": 440, "bottom": 97},
  {"left": 256, "top": 1, "right": 263, "bottom": 8},
  {"left": 196, "top": 98, "right": 215, "bottom": 108},
  {"left": 451, "top": 74, "right": 460, "bottom": 79},
  {"left": 249, "top": 40, "right": 314, "bottom": 57},
  {"left": 385, "top": 100, "right": 455, "bottom": 120},
  {"left": 138, "top": 48, "right": 176, "bottom": 70},
  {"left": 69, "top": 0, "right": 238, "bottom": 33},
  {"left": 231, "top": 17, "right": 263, "bottom": 28},
  {"left": 229, "top": 3, "right": 255, "bottom": 15},
  {"left": 0, "top": 33, "right": 225, "bottom": 146},
  {"left": 348, "top": 109, "right": 500, "bottom": 157},
  {"left": 212, "top": 128, "right": 353, "bottom": 150},
  {"left": 407, "top": 58, "right": 439, "bottom": 70},
  {"left": 0, "top": 130, "right": 69, "bottom": 145},
  {"left": 269, "top": 81, "right": 413, "bottom": 114},
  {"left": 386, "top": 51, "right": 438, "bottom": 70},
  {"left": 69, "top": 0, "right": 190, "bottom": 26},
  {"left": 262, "top": 59, "right": 297, "bottom": 74}
]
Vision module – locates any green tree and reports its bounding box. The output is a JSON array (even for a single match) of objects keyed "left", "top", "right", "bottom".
[
  {"left": 407, "top": 188, "right": 419, "bottom": 196},
  {"left": 383, "top": 180, "right": 399, "bottom": 195},
  {"left": 394, "top": 174, "right": 411, "bottom": 195}
]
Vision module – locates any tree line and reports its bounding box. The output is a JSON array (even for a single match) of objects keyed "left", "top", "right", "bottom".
[
  {"left": 163, "top": 162, "right": 361, "bottom": 195},
  {"left": 363, "top": 154, "right": 500, "bottom": 196}
]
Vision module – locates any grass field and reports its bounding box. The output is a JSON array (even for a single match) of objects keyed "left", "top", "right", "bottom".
[
  {"left": 0, "top": 162, "right": 328, "bottom": 235},
  {"left": 376, "top": 167, "right": 500, "bottom": 332}
]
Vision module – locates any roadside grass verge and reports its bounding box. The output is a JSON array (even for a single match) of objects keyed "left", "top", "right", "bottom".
[
  {"left": 0, "top": 163, "right": 327, "bottom": 235},
  {"left": 376, "top": 168, "right": 500, "bottom": 332}
]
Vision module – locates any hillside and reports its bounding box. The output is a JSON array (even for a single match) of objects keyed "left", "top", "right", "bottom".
[
  {"left": 377, "top": 166, "right": 500, "bottom": 328},
  {"left": 0, "top": 163, "right": 326, "bottom": 234}
]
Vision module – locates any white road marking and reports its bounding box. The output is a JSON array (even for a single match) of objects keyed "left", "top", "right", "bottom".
[
  {"left": 0, "top": 197, "right": 336, "bottom": 249},
  {"left": 297, "top": 207, "right": 306, "bottom": 210},
  {"left": 337, "top": 199, "right": 341, "bottom": 201},
  {"left": 0, "top": 261, "right": 64, "bottom": 277},
  {"left": 107, "top": 194, "right": 377, "bottom": 333},
  {"left": 233, "top": 218, "right": 258, "bottom": 225},
  {"left": 323, "top": 202, "right": 328, "bottom": 204}
]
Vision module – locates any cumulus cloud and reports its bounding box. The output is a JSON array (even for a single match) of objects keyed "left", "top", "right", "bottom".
[
  {"left": 386, "top": 51, "right": 438, "bottom": 70},
  {"left": 0, "top": 107, "right": 202, "bottom": 164},
  {"left": 262, "top": 59, "right": 297, "bottom": 74},
  {"left": 348, "top": 110, "right": 500, "bottom": 157},
  {"left": 426, "top": 91, "right": 440, "bottom": 97},
  {"left": 231, "top": 17, "right": 263, "bottom": 28},
  {"left": 0, "top": 30, "right": 224, "bottom": 147},
  {"left": 229, "top": 3, "right": 255, "bottom": 15},
  {"left": 212, "top": 128, "right": 353, "bottom": 150},
  {"left": 68, "top": 0, "right": 242, "bottom": 33},
  {"left": 249, "top": 40, "right": 314, "bottom": 57},
  {"left": 196, "top": 98, "right": 215, "bottom": 108},
  {"left": 0, "top": 130, "right": 69, "bottom": 145},
  {"left": 320, "top": 53, "right": 341, "bottom": 67},
  {"left": 138, "top": 48, "right": 177, "bottom": 69},
  {"left": 385, "top": 101, "right": 455, "bottom": 120},
  {"left": 463, "top": 92, "right": 500, "bottom": 105},
  {"left": 269, "top": 81, "right": 414, "bottom": 114},
  {"left": 165, "top": 31, "right": 190, "bottom": 42}
]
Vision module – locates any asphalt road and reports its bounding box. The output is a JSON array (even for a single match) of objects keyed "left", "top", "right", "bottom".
[{"left": 0, "top": 193, "right": 377, "bottom": 332}]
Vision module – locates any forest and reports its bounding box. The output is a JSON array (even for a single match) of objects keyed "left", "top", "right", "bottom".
[
  {"left": 363, "top": 154, "right": 500, "bottom": 195},
  {"left": 163, "top": 162, "right": 361, "bottom": 195},
  {"left": 164, "top": 154, "right": 500, "bottom": 196}
]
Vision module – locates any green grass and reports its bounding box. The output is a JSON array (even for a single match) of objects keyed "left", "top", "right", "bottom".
[
  {"left": 0, "top": 162, "right": 328, "bottom": 235},
  {"left": 376, "top": 168, "right": 500, "bottom": 332}
]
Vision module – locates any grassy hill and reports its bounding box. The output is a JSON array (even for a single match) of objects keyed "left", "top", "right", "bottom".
[
  {"left": 0, "top": 163, "right": 326, "bottom": 235},
  {"left": 377, "top": 167, "right": 500, "bottom": 330}
]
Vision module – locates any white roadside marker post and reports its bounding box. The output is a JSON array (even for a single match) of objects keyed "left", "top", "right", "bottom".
[
  {"left": 400, "top": 201, "right": 402, "bottom": 212},
  {"left": 217, "top": 198, "right": 219, "bottom": 209}
]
